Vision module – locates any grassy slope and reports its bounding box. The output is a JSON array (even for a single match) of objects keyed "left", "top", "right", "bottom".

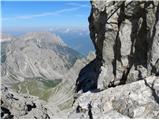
[{"left": 12, "top": 78, "right": 62, "bottom": 101}]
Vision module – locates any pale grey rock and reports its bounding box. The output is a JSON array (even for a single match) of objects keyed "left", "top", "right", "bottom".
[
  {"left": 77, "top": 0, "right": 159, "bottom": 91},
  {"left": 127, "top": 65, "right": 148, "bottom": 83},
  {"left": 1, "top": 85, "right": 54, "bottom": 119},
  {"left": 86, "top": 51, "right": 96, "bottom": 61},
  {"left": 70, "top": 76, "right": 159, "bottom": 119},
  {"left": 147, "top": 21, "right": 159, "bottom": 75}
]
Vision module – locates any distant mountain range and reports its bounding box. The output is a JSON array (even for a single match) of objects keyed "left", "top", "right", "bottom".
[
  {"left": 55, "top": 30, "right": 95, "bottom": 56},
  {"left": 2, "top": 28, "right": 95, "bottom": 55},
  {"left": 1, "top": 32, "right": 83, "bottom": 87}
]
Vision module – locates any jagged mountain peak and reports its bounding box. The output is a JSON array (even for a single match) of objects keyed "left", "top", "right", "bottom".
[{"left": 20, "top": 31, "right": 67, "bottom": 46}]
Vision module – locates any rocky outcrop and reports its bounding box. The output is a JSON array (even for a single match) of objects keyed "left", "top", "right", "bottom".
[
  {"left": 76, "top": 0, "right": 159, "bottom": 91},
  {"left": 74, "top": 0, "right": 159, "bottom": 118},
  {"left": 1, "top": 85, "right": 53, "bottom": 119},
  {"left": 70, "top": 76, "right": 159, "bottom": 119}
]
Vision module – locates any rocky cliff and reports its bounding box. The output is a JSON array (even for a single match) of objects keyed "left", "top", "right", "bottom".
[
  {"left": 72, "top": 0, "right": 159, "bottom": 119},
  {"left": 70, "top": 76, "right": 159, "bottom": 119},
  {"left": 76, "top": 0, "right": 159, "bottom": 92}
]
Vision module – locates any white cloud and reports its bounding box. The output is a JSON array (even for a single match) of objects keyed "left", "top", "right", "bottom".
[
  {"left": 66, "top": 2, "right": 82, "bottom": 6},
  {"left": 3, "top": 6, "right": 84, "bottom": 21},
  {"left": 66, "top": 2, "right": 90, "bottom": 8}
]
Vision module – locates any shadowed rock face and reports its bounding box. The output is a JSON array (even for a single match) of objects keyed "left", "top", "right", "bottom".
[
  {"left": 75, "top": 58, "right": 101, "bottom": 93},
  {"left": 76, "top": 0, "right": 159, "bottom": 91}
]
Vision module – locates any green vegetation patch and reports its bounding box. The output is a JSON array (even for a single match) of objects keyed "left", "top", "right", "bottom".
[{"left": 12, "top": 78, "right": 62, "bottom": 101}]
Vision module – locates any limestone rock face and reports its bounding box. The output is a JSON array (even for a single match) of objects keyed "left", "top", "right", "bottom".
[
  {"left": 70, "top": 76, "right": 159, "bottom": 119},
  {"left": 1, "top": 85, "right": 53, "bottom": 119},
  {"left": 74, "top": 1, "right": 159, "bottom": 118},
  {"left": 76, "top": 0, "right": 159, "bottom": 91}
]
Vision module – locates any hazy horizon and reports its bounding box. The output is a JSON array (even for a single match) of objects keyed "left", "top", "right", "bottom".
[{"left": 1, "top": 1, "right": 95, "bottom": 55}]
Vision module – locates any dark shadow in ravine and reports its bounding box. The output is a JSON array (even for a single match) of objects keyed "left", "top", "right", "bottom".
[
  {"left": 75, "top": 2, "right": 106, "bottom": 93},
  {"left": 75, "top": 58, "right": 101, "bottom": 93}
]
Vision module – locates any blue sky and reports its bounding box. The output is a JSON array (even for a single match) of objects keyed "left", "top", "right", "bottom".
[
  {"left": 1, "top": 1, "right": 95, "bottom": 55},
  {"left": 2, "top": 1, "right": 91, "bottom": 32}
]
